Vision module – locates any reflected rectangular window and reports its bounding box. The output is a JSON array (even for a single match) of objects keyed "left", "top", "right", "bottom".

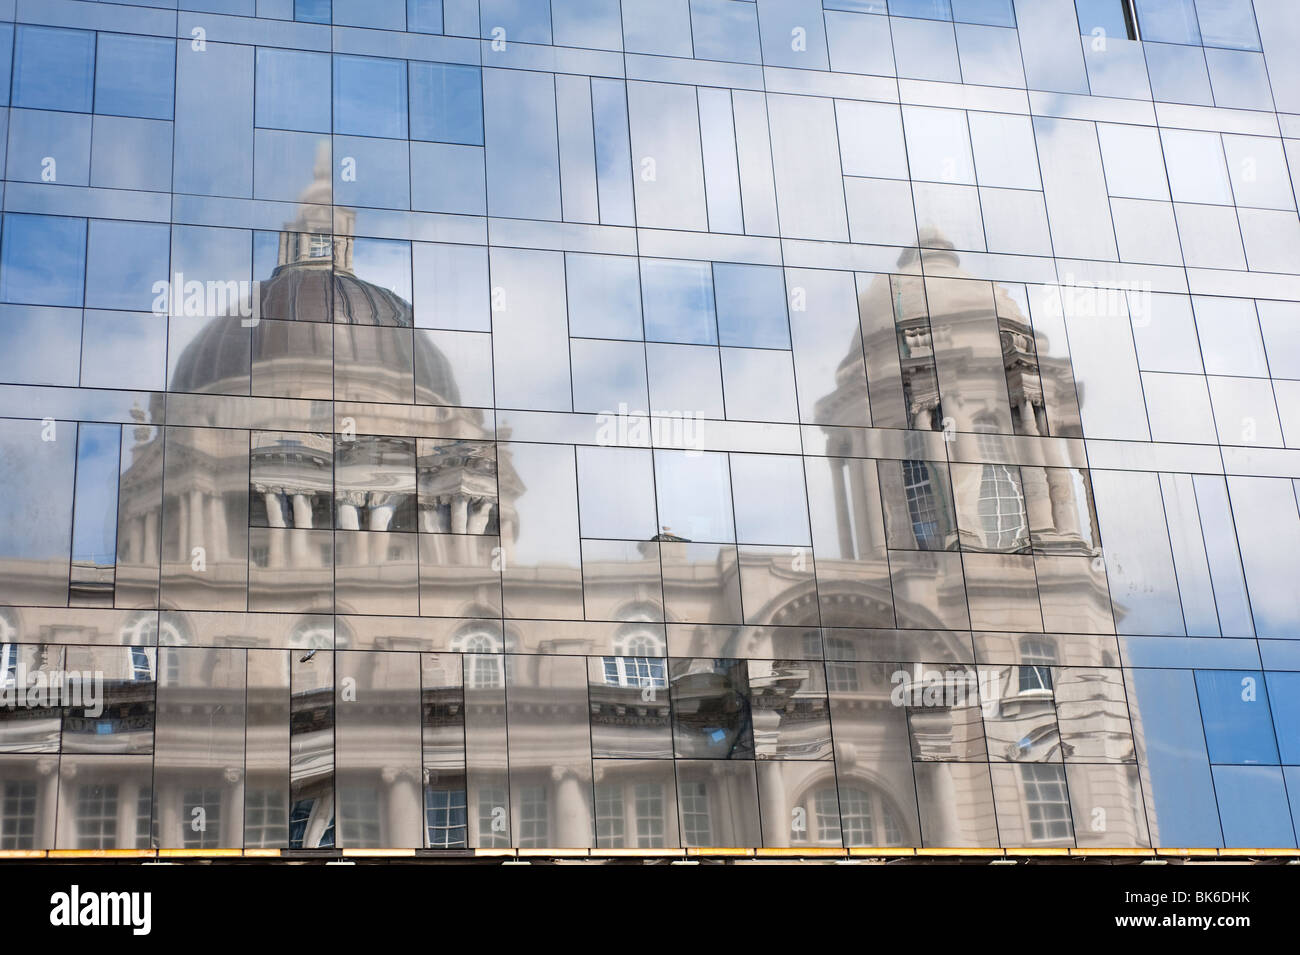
[{"left": 880, "top": 459, "right": 959, "bottom": 551}]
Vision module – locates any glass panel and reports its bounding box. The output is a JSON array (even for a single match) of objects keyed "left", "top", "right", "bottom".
[
  {"left": 588, "top": 655, "right": 672, "bottom": 758},
  {"left": 154, "top": 648, "right": 245, "bottom": 848},
  {"left": 1226, "top": 477, "right": 1300, "bottom": 639},
  {"left": 1067, "top": 763, "right": 1150, "bottom": 847},
  {"left": 0, "top": 756, "right": 59, "bottom": 849},
  {"left": 490, "top": 249, "right": 571, "bottom": 411},
  {"left": 506, "top": 655, "right": 594, "bottom": 847},
  {"left": 913, "top": 761, "right": 998, "bottom": 846},
  {"left": 880, "top": 459, "right": 959, "bottom": 551},
  {"left": 749, "top": 660, "right": 833, "bottom": 760},
  {"left": 336, "top": 650, "right": 422, "bottom": 847},
  {"left": 289, "top": 650, "right": 334, "bottom": 848},
  {"left": 499, "top": 443, "right": 583, "bottom": 619},
  {"left": 13, "top": 26, "right": 95, "bottom": 112},
  {"left": 990, "top": 763, "right": 1074, "bottom": 846},
  {"left": 56, "top": 755, "right": 153, "bottom": 850},
  {"left": 245, "top": 649, "right": 290, "bottom": 848},
  {"left": 641, "top": 259, "right": 717, "bottom": 345},
  {"left": 592, "top": 760, "right": 678, "bottom": 849},
  {"left": 70, "top": 424, "right": 122, "bottom": 607},
  {"left": 675, "top": 759, "right": 760, "bottom": 847},
  {"left": 671, "top": 658, "right": 754, "bottom": 759},
  {"left": 1135, "top": 0, "right": 1202, "bottom": 43}
]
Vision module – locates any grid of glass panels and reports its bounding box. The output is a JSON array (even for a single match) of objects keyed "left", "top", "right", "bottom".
[{"left": 0, "top": 0, "right": 1298, "bottom": 851}]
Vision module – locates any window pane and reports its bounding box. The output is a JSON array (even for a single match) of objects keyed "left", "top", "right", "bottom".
[
  {"left": 641, "top": 259, "right": 717, "bottom": 345},
  {"left": 0, "top": 214, "right": 87, "bottom": 307},
  {"left": 95, "top": 34, "right": 174, "bottom": 120},
  {"left": 1136, "top": 0, "right": 1202, "bottom": 43},
  {"left": 410, "top": 62, "right": 483, "bottom": 145},
  {"left": 256, "top": 48, "right": 331, "bottom": 133},
  {"left": 333, "top": 56, "right": 409, "bottom": 139},
  {"left": 13, "top": 26, "right": 94, "bottom": 112},
  {"left": 713, "top": 264, "right": 789, "bottom": 349}
]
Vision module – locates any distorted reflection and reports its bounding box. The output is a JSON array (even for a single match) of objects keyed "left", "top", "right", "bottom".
[{"left": 6, "top": 5, "right": 1300, "bottom": 855}]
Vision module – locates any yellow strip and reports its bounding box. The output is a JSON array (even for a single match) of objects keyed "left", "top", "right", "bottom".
[{"left": 24, "top": 845, "right": 1300, "bottom": 861}]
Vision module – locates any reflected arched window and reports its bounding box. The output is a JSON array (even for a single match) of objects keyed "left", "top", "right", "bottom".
[
  {"left": 604, "top": 629, "right": 668, "bottom": 689},
  {"left": 977, "top": 464, "right": 1028, "bottom": 551},
  {"left": 453, "top": 630, "right": 503, "bottom": 689},
  {"left": 291, "top": 619, "right": 333, "bottom": 650},
  {"left": 119, "top": 613, "right": 157, "bottom": 646}
]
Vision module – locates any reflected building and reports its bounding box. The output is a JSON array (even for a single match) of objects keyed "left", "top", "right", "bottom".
[{"left": 2, "top": 0, "right": 1299, "bottom": 856}]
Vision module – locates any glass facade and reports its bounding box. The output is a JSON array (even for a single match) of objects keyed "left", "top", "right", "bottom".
[{"left": 0, "top": 0, "right": 1297, "bottom": 853}]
